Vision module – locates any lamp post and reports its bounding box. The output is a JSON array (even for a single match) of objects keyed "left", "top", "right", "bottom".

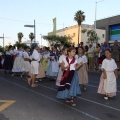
[
  {"left": 40, "top": 34, "right": 42, "bottom": 47},
  {"left": 24, "top": 20, "right": 36, "bottom": 43},
  {"left": 95, "top": 0, "right": 104, "bottom": 30}
]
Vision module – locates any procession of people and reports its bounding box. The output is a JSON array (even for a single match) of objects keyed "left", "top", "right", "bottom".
[{"left": 0, "top": 40, "right": 119, "bottom": 106}]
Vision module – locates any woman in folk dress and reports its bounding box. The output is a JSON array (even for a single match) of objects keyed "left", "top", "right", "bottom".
[
  {"left": 46, "top": 46, "right": 59, "bottom": 79},
  {"left": 97, "top": 49, "right": 118, "bottom": 100},
  {"left": 55, "top": 47, "right": 67, "bottom": 89},
  {"left": 22, "top": 46, "right": 31, "bottom": 78},
  {"left": 76, "top": 47, "right": 88, "bottom": 91},
  {"left": 57, "top": 47, "right": 82, "bottom": 106},
  {"left": 28, "top": 43, "right": 40, "bottom": 87},
  {"left": 12, "top": 45, "right": 25, "bottom": 76},
  {"left": 41, "top": 47, "right": 50, "bottom": 73},
  {"left": 36, "top": 54, "right": 45, "bottom": 80},
  {"left": 3, "top": 45, "right": 14, "bottom": 74}
]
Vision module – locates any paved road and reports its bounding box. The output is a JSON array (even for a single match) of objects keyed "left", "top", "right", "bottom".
[{"left": 0, "top": 72, "right": 120, "bottom": 120}]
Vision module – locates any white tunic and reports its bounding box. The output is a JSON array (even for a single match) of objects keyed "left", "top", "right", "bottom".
[
  {"left": 102, "top": 59, "right": 117, "bottom": 94},
  {"left": 59, "top": 54, "right": 66, "bottom": 64},
  {"left": 6, "top": 50, "right": 14, "bottom": 55},
  {"left": 75, "top": 55, "right": 87, "bottom": 64},
  {"left": 30, "top": 49, "right": 40, "bottom": 62},
  {"left": 23, "top": 52, "right": 30, "bottom": 59},
  {"left": 43, "top": 51, "right": 50, "bottom": 59},
  {"left": 16, "top": 51, "right": 23, "bottom": 57},
  {"left": 23, "top": 52, "right": 30, "bottom": 72},
  {"left": 63, "top": 57, "right": 77, "bottom": 71},
  {"left": 30, "top": 49, "right": 40, "bottom": 74}
]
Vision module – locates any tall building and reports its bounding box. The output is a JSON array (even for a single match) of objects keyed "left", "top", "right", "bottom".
[
  {"left": 48, "top": 24, "right": 105, "bottom": 46},
  {"left": 96, "top": 15, "right": 120, "bottom": 43}
]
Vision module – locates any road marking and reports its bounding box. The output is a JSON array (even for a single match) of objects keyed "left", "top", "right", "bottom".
[
  {"left": 0, "top": 100, "right": 15, "bottom": 112},
  {"left": 0, "top": 77, "right": 100, "bottom": 120},
  {"left": 2, "top": 75, "right": 120, "bottom": 111},
  {"left": 35, "top": 84, "right": 120, "bottom": 112},
  {"left": 3, "top": 75, "right": 120, "bottom": 113}
]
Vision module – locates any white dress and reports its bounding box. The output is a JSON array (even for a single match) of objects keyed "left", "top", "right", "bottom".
[
  {"left": 98, "top": 58, "right": 117, "bottom": 96},
  {"left": 23, "top": 52, "right": 31, "bottom": 72},
  {"left": 12, "top": 50, "right": 25, "bottom": 72},
  {"left": 30, "top": 49, "right": 40, "bottom": 74}
]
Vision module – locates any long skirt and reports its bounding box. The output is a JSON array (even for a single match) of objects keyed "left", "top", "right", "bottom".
[
  {"left": 12, "top": 56, "right": 25, "bottom": 72},
  {"left": 56, "top": 71, "right": 81, "bottom": 99},
  {"left": 24, "top": 61, "right": 31, "bottom": 72},
  {"left": 36, "top": 63, "right": 45, "bottom": 79},
  {"left": 46, "top": 61, "right": 58, "bottom": 77},
  {"left": 97, "top": 72, "right": 116, "bottom": 97},
  {"left": 3, "top": 55, "right": 14, "bottom": 70},
  {"left": 31, "top": 61, "right": 39, "bottom": 75},
  {"left": 41, "top": 58, "right": 48, "bottom": 72},
  {"left": 77, "top": 64, "right": 88, "bottom": 85},
  {"left": 56, "top": 67, "right": 63, "bottom": 87}
]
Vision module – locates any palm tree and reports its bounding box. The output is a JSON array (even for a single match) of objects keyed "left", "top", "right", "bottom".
[
  {"left": 18, "top": 32, "right": 24, "bottom": 43},
  {"left": 74, "top": 10, "right": 85, "bottom": 45},
  {"left": 29, "top": 32, "right": 35, "bottom": 44}
]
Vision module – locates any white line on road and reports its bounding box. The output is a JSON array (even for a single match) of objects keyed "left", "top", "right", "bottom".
[
  {"left": 2, "top": 75, "right": 120, "bottom": 112},
  {"left": 0, "top": 77, "right": 100, "bottom": 120},
  {"left": 37, "top": 84, "right": 120, "bottom": 112}
]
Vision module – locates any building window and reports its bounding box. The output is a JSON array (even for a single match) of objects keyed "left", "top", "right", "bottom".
[{"left": 102, "top": 34, "right": 105, "bottom": 38}]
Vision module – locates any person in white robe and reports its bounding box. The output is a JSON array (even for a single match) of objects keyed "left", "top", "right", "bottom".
[
  {"left": 46, "top": 46, "right": 59, "bottom": 80},
  {"left": 12, "top": 46, "right": 25, "bottom": 76},
  {"left": 98, "top": 49, "right": 118, "bottom": 100},
  {"left": 28, "top": 43, "right": 40, "bottom": 87},
  {"left": 21, "top": 46, "right": 31, "bottom": 77}
]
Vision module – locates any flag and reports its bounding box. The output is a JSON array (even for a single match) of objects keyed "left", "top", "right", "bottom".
[{"left": 53, "top": 18, "right": 56, "bottom": 35}]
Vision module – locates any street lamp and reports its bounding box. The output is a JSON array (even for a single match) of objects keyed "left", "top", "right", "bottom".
[
  {"left": 24, "top": 20, "right": 36, "bottom": 43},
  {"left": 40, "top": 34, "right": 42, "bottom": 47},
  {"left": 95, "top": 0, "right": 104, "bottom": 30}
]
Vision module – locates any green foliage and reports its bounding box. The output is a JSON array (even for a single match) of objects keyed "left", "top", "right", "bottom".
[
  {"left": 74, "top": 10, "right": 85, "bottom": 45},
  {"left": 74, "top": 10, "right": 85, "bottom": 26},
  {"left": 18, "top": 32, "right": 24, "bottom": 43},
  {"left": 43, "top": 35, "right": 73, "bottom": 47},
  {"left": 0, "top": 46, "right": 3, "bottom": 52},
  {"left": 14, "top": 41, "right": 27, "bottom": 48},
  {"left": 29, "top": 32, "right": 35, "bottom": 43},
  {"left": 82, "top": 29, "right": 100, "bottom": 43},
  {"left": 4, "top": 45, "right": 9, "bottom": 51},
  {"left": 81, "top": 29, "right": 87, "bottom": 33}
]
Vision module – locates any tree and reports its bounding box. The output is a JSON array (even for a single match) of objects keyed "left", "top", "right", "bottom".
[
  {"left": 82, "top": 29, "right": 99, "bottom": 44},
  {"left": 43, "top": 35, "right": 73, "bottom": 47},
  {"left": 14, "top": 41, "right": 27, "bottom": 48},
  {"left": 74, "top": 10, "right": 85, "bottom": 45},
  {"left": 18, "top": 32, "right": 24, "bottom": 43},
  {"left": 0, "top": 46, "right": 3, "bottom": 52},
  {"left": 29, "top": 32, "right": 35, "bottom": 44}
]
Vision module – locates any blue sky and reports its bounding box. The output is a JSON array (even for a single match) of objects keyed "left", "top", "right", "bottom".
[{"left": 0, "top": 0, "right": 120, "bottom": 46}]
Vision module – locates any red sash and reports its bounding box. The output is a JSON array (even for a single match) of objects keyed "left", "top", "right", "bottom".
[{"left": 60, "top": 57, "right": 75, "bottom": 83}]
